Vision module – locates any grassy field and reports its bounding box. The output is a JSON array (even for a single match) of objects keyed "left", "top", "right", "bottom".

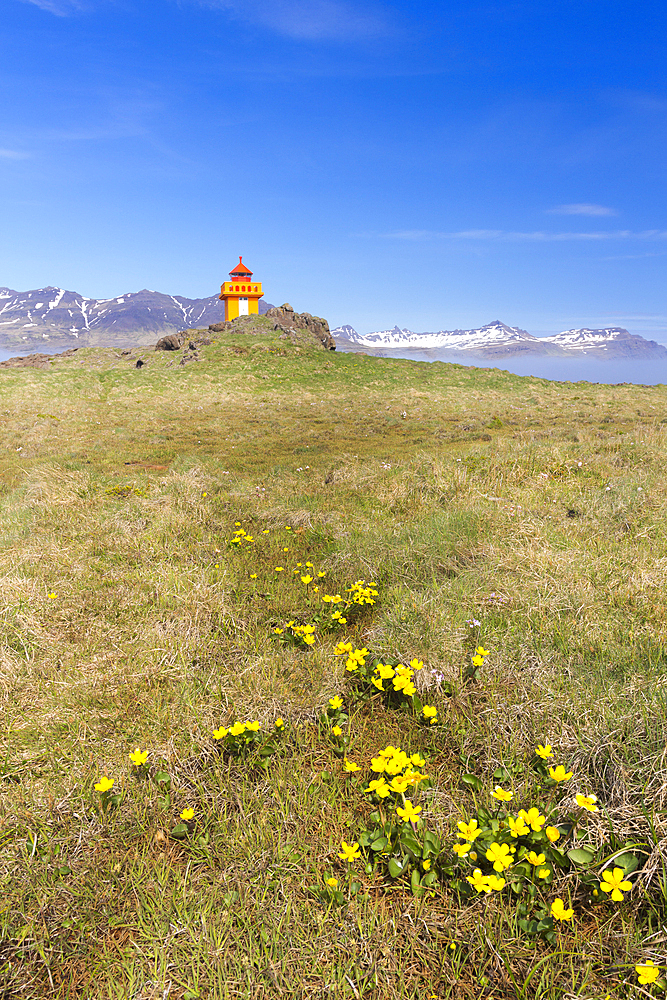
[{"left": 2, "top": 329, "right": 667, "bottom": 999}]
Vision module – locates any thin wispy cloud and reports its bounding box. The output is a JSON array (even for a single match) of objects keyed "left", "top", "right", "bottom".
[
  {"left": 0, "top": 148, "right": 31, "bottom": 159},
  {"left": 546, "top": 203, "right": 617, "bottom": 216},
  {"left": 18, "top": 0, "right": 88, "bottom": 14},
  {"left": 376, "top": 229, "right": 667, "bottom": 242},
  {"left": 198, "top": 0, "right": 391, "bottom": 41}
]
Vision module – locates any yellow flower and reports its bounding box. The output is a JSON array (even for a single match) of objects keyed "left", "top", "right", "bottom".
[
  {"left": 377, "top": 663, "right": 395, "bottom": 680},
  {"left": 303, "top": 633, "right": 315, "bottom": 645},
  {"left": 334, "top": 642, "right": 353, "bottom": 656},
  {"left": 535, "top": 744, "right": 554, "bottom": 759},
  {"left": 551, "top": 898, "right": 574, "bottom": 922},
  {"left": 129, "top": 748, "right": 148, "bottom": 766},
  {"left": 343, "top": 757, "right": 361, "bottom": 772},
  {"left": 545, "top": 826, "right": 561, "bottom": 842},
  {"left": 396, "top": 800, "right": 422, "bottom": 824},
  {"left": 317, "top": 571, "right": 326, "bottom": 577},
  {"left": 180, "top": 807, "right": 194, "bottom": 821},
  {"left": 329, "top": 696, "right": 343, "bottom": 710},
  {"left": 403, "top": 768, "right": 426, "bottom": 786},
  {"left": 345, "top": 658, "right": 360, "bottom": 672},
  {"left": 475, "top": 646, "right": 489, "bottom": 656},
  {"left": 390, "top": 775, "right": 410, "bottom": 794},
  {"left": 575, "top": 792, "right": 599, "bottom": 813},
  {"left": 507, "top": 815, "right": 529, "bottom": 838},
  {"left": 518, "top": 807, "right": 546, "bottom": 832},
  {"left": 537, "top": 867, "right": 551, "bottom": 879},
  {"left": 371, "top": 677, "right": 384, "bottom": 691},
  {"left": 453, "top": 842, "right": 471, "bottom": 858},
  {"left": 305, "top": 562, "right": 313, "bottom": 568},
  {"left": 411, "top": 753, "right": 425, "bottom": 767},
  {"left": 471, "top": 654, "right": 484, "bottom": 667},
  {"left": 273, "top": 627, "right": 284, "bottom": 634},
  {"left": 466, "top": 868, "right": 492, "bottom": 893},
  {"left": 48, "top": 592, "right": 57, "bottom": 599},
  {"left": 549, "top": 765, "right": 573, "bottom": 782},
  {"left": 250, "top": 573, "right": 258, "bottom": 579},
  {"left": 94, "top": 776, "right": 114, "bottom": 793},
  {"left": 599, "top": 867, "right": 633, "bottom": 902},
  {"left": 245, "top": 720, "right": 260, "bottom": 731},
  {"left": 487, "top": 875, "right": 506, "bottom": 891},
  {"left": 331, "top": 725, "right": 343, "bottom": 737},
  {"left": 213, "top": 727, "right": 228, "bottom": 740},
  {"left": 526, "top": 851, "right": 546, "bottom": 866},
  {"left": 367, "top": 778, "right": 391, "bottom": 798},
  {"left": 275, "top": 718, "right": 285, "bottom": 730},
  {"left": 301, "top": 575, "right": 313, "bottom": 585},
  {"left": 338, "top": 840, "right": 361, "bottom": 862},
  {"left": 401, "top": 681, "right": 416, "bottom": 697},
  {"left": 492, "top": 786, "right": 513, "bottom": 802},
  {"left": 409, "top": 659, "right": 424, "bottom": 671},
  {"left": 229, "top": 722, "right": 246, "bottom": 736},
  {"left": 370, "top": 755, "right": 387, "bottom": 773},
  {"left": 422, "top": 705, "right": 438, "bottom": 723},
  {"left": 283, "top": 547, "right": 289, "bottom": 552},
  {"left": 262, "top": 529, "right": 269, "bottom": 534},
  {"left": 384, "top": 751, "right": 410, "bottom": 775},
  {"left": 274, "top": 566, "right": 284, "bottom": 572},
  {"left": 636, "top": 961, "right": 660, "bottom": 986},
  {"left": 485, "top": 842, "right": 513, "bottom": 872},
  {"left": 457, "top": 818, "right": 481, "bottom": 842},
  {"left": 326, "top": 877, "right": 338, "bottom": 888}
]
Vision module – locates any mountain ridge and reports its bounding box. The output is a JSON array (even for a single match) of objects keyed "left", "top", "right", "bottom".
[
  {"left": 0, "top": 285, "right": 274, "bottom": 350},
  {"left": 331, "top": 321, "right": 667, "bottom": 359}
]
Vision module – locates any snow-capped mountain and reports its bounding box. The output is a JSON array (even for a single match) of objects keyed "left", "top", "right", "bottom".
[
  {"left": 331, "top": 321, "right": 667, "bottom": 359},
  {"left": 0, "top": 286, "right": 273, "bottom": 349},
  {"left": 540, "top": 327, "right": 665, "bottom": 357}
]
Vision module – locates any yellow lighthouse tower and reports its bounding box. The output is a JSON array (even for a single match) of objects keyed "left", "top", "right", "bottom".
[{"left": 219, "top": 257, "right": 263, "bottom": 321}]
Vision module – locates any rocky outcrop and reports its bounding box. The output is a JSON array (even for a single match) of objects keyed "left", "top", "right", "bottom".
[
  {"left": 0, "top": 348, "right": 80, "bottom": 369},
  {"left": 155, "top": 333, "right": 186, "bottom": 351},
  {"left": 265, "top": 304, "right": 335, "bottom": 350}
]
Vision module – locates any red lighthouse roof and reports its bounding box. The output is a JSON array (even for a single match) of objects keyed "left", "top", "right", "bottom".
[{"left": 229, "top": 256, "right": 253, "bottom": 278}]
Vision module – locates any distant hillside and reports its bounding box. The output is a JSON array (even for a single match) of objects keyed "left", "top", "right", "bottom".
[
  {"left": 0, "top": 286, "right": 274, "bottom": 351},
  {"left": 332, "top": 321, "right": 667, "bottom": 359}
]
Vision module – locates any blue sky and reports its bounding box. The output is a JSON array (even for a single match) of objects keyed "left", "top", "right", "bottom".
[{"left": 2, "top": 0, "right": 666, "bottom": 337}]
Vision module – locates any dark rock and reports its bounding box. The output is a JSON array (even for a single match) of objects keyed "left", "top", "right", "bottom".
[
  {"left": 136, "top": 359, "right": 145, "bottom": 368},
  {"left": 155, "top": 333, "right": 185, "bottom": 351}
]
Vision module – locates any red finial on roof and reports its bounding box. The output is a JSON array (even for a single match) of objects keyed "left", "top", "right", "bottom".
[{"left": 229, "top": 256, "right": 253, "bottom": 277}]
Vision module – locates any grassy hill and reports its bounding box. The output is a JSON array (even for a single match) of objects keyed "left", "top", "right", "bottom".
[{"left": 1, "top": 327, "right": 667, "bottom": 999}]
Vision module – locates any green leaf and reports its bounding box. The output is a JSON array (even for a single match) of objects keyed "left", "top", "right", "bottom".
[
  {"left": 399, "top": 829, "right": 422, "bottom": 856},
  {"left": 422, "top": 870, "right": 437, "bottom": 887},
  {"left": 349, "top": 881, "right": 361, "bottom": 896},
  {"left": 170, "top": 823, "right": 189, "bottom": 839},
  {"left": 609, "top": 851, "right": 641, "bottom": 875},
  {"left": 423, "top": 831, "right": 441, "bottom": 854},
  {"left": 460, "top": 773, "right": 482, "bottom": 791},
  {"left": 370, "top": 836, "right": 388, "bottom": 852},
  {"left": 388, "top": 857, "right": 406, "bottom": 878},
  {"left": 410, "top": 869, "right": 421, "bottom": 894},
  {"left": 567, "top": 848, "right": 595, "bottom": 865},
  {"left": 154, "top": 770, "right": 171, "bottom": 790}
]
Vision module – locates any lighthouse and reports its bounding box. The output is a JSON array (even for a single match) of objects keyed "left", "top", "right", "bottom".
[{"left": 218, "top": 257, "right": 263, "bottom": 321}]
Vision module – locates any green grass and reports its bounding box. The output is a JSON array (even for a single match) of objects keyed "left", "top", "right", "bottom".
[{"left": 1, "top": 332, "right": 667, "bottom": 998}]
